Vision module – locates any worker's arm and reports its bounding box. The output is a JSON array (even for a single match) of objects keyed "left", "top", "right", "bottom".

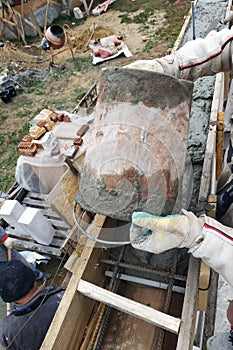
[
  {"left": 130, "top": 210, "right": 233, "bottom": 287},
  {"left": 0, "top": 226, "right": 14, "bottom": 249},
  {"left": 125, "top": 27, "right": 233, "bottom": 81}
]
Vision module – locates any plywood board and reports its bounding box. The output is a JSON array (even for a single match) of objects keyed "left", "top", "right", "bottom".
[{"left": 78, "top": 280, "right": 181, "bottom": 334}]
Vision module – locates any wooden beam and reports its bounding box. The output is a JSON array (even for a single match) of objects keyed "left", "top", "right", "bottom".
[
  {"left": 25, "top": 0, "right": 43, "bottom": 37},
  {"left": 198, "top": 73, "right": 224, "bottom": 202},
  {"left": 0, "top": 17, "right": 17, "bottom": 26},
  {"left": 40, "top": 214, "right": 107, "bottom": 350},
  {"left": 172, "top": 0, "right": 198, "bottom": 52},
  {"left": 176, "top": 256, "right": 200, "bottom": 350},
  {"left": 77, "top": 279, "right": 181, "bottom": 334}
]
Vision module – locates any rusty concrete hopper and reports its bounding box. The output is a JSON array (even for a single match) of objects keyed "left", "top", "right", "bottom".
[{"left": 76, "top": 67, "right": 194, "bottom": 221}]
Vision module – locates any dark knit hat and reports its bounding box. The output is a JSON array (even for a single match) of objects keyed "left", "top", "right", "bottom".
[{"left": 0, "top": 260, "right": 35, "bottom": 302}]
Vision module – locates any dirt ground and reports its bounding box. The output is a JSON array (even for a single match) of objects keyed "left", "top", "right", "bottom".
[
  {"left": 0, "top": 2, "right": 189, "bottom": 192},
  {"left": 0, "top": 8, "right": 167, "bottom": 98}
]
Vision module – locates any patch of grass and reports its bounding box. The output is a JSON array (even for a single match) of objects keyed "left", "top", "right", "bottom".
[
  {"left": 112, "top": 0, "right": 159, "bottom": 13},
  {"left": 0, "top": 115, "right": 8, "bottom": 123},
  {"left": 73, "top": 57, "right": 92, "bottom": 72},
  {"left": 120, "top": 8, "right": 154, "bottom": 25},
  {"left": 16, "top": 103, "right": 41, "bottom": 118},
  {"left": 143, "top": 40, "right": 154, "bottom": 53},
  {"left": 0, "top": 0, "right": 191, "bottom": 193},
  {"left": 74, "top": 86, "right": 86, "bottom": 98},
  {"left": 0, "top": 122, "right": 29, "bottom": 192},
  {"left": 23, "top": 80, "right": 46, "bottom": 94},
  {"left": 119, "top": 0, "right": 190, "bottom": 54},
  {"left": 48, "top": 58, "right": 91, "bottom": 80}
]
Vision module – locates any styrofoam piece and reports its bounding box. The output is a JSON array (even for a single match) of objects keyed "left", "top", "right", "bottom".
[
  {"left": 18, "top": 207, "right": 55, "bottom": 245},
  {"left": 0, "top": 199, "right": 29, "bottom": 236}
]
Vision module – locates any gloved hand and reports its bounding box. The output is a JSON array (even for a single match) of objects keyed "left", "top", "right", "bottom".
[
  {"left": 3, "top": 237, "right": 14, "bottom": 249},
  {"left": 130, "top": 209, "right": 205, "bottom": 254},
  {"left": 123, "top": 59, "right": 164, "bottom": 73}
]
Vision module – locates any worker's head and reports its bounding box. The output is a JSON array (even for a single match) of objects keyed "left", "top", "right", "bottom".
[{"left": 0, "top": 260, "right": 36, "bottom": 302}]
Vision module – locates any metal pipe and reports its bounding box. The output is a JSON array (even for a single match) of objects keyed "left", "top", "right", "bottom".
[
  {"left": 105, "top": 271, "right": 185, "bottom": 294},
  {"left": 101, "top": 259, "right": 187, "bottom": 282},
  {"left": 191, "top": 1, "right": 196, "bottom": 40}
]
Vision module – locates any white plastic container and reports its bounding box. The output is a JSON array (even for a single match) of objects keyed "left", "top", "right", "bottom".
[
  {"left": 18, "top": 207, "right": 55, "bottom": 245},
  {"left": 73, "top": 7, "right": 83, "bottom": 19},
  {"left": 0, "top": 199, "right": 29, "bottom": 236}
]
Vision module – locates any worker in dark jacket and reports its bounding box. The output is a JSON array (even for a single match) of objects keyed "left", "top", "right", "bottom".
[
  {"left": 0, "top": 225, "right": 49, "bottom": 280},
  {"left": 0, "top": 260, "right": 65, "bottom": 350}
]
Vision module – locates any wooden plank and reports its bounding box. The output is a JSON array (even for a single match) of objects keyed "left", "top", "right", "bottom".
[
  {"left": 182, "top": 72, "right": 224, "bottom": 350},
  {"left": 172, "top": 0, "right": 198, "bottom": 52},
  {"left": 0, "top": 17, "right": 17, "bottom": 26},
  {"left": 44, "top": 0, "right": 50, "bottom": 33},
  {"left": 100, "top": 281, "right": 174, "bottom": 349},
  {"left": 198, "top": 73, "right": 224, "bottom": 202},
  {"left": 216, "top": 111, "right": 225, "bottom": 180},
  {"left": 60, "top": 211, "right": 91, "bottom": 254},
  {"left": 45, "top": 168, "right": 80, "bottom": 226},
  {"left": 47, "top": 218, "right": 70, "bottom": 233},
  {"left": 25, "top": 0, "right": 43, "bottom": 37},
  {"left": 13, "top": 0, "right": 47, "bottom": 16},
  {"left": 22, "top": 197, "right": 51, "bottom": 208},
  {"left": 176, "top": 256, "right": 200, "bottom": 350},
  {"left": 7, "top": 226, "right": 65, "bottom": 247},
  {"left": 78, "top": 279, "right": 181, "bottom": 334},
  {"left": 41, "top": 214, "right": 107, "bottom": 350},
  {"left": 12, "top": 238, "right": 62, "bottom": 256},
  {"left": 197, "top": 194, "right": 216, "bottom": 312},
  {"left": 26, "top": 191, "right": 47, "bottom": 199},
  {"left": 198, "top": 261, "right": 211, "bottom": 311}
]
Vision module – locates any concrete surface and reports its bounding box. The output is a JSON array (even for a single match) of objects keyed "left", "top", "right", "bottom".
[{"left": 181, "top": 0, "right": 230, "bottom": 348}]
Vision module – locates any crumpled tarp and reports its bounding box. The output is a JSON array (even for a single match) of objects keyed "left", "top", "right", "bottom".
[{"left": 89, "top": 35, "right": 132, "bottom": 65}]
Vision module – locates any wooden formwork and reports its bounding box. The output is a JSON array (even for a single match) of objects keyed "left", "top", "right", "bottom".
[
  {"left": 39, "top": 2, "right": 228, "bottom": 348},
  {"left": 39, "top": 70, "right": 226, "bottom": 350}
]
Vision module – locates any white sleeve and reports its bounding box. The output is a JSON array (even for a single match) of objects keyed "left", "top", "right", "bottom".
[
  {"left": 125, "top": 28, "right": 233, "bottom": 81},
  {"left": 180, "top": 28, "right": 233, "bottom": 79},
  {"left": 189, "top": 215, "right": 233, "bottom": 288}
]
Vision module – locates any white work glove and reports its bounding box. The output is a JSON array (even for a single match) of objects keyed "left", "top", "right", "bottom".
[
  {"left": 130, "top": 209, "right": 205, "bottom": 254},
  {"left": 3, "top": 237, "right": 14, "bottom": 249},
  {"left": 124, "top": 59, "right": 164, "bottom": 73}
]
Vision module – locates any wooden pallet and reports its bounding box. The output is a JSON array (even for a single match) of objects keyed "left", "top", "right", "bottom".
[{"left": 5, "top": 191, "right": 71, "bottom": 257}]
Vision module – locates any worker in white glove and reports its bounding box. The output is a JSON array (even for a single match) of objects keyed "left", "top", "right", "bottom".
[
  {"left": 130, "top": 210, "right": 233, "bottom": 348},
  {"left": 125, "top": 27, "right": 233, "bottom": 81},
  {"left": 130, "top": 210, "right": 233, "bottom": 287},
  {"left": 126, "top": 24, "right": 233, "bottom": 347}
]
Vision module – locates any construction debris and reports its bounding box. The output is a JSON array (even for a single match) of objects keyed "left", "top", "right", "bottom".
[{"left": 92, "top": 0, "right": 116, "bottom": 16}]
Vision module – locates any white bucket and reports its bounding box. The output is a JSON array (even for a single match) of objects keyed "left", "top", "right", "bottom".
[
  {"left": 73, "top": 7, "right": 83, "bottom": 19},
  {"left": 18, "top": 207, "right": 55, "bottom": 245}
]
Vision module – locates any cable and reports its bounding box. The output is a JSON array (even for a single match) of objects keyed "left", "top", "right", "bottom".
[{"left": 73, "top": 202, "right": 131, "bottom": 246}]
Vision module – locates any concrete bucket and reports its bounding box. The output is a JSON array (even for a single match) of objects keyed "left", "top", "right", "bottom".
[{"left": 76, "top": 68, "right": 194, "bottom": 221}]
